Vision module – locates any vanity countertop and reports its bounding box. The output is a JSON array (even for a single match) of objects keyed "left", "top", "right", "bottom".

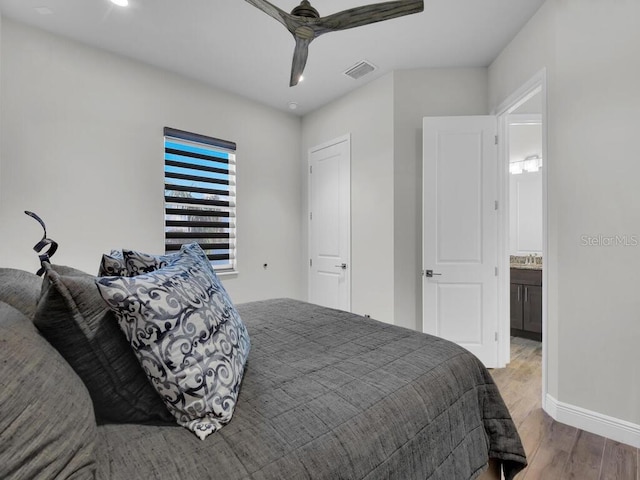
[{"left": 510, "top": 255, "right": 542, "bottom": 270}]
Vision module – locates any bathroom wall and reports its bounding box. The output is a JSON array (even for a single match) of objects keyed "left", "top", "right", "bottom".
[{"left": 509, "top": 120, "right": 543, "bottom": 255}]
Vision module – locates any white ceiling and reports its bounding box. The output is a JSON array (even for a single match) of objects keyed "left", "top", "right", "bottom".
[{"left": 0, "top": 0, "right": 545, "bottom": 116}]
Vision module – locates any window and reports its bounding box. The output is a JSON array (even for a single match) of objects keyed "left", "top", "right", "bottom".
[{"left": 164, "top": 127, "right": 236, "bottom": 273}]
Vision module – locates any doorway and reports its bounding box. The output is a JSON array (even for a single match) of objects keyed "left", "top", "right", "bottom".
[
  {"left": 508, "top": 112, "right": 543, "bottom": 342},
  {"left": 495, "top": 70, "right": 548, "bottom": 406}
]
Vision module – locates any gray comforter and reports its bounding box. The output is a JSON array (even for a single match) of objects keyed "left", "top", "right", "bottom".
[{"left": 96, "top": 299, "right": 526, "bottom": 480}]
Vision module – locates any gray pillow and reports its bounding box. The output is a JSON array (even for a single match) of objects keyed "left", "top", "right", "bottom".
[
  {"left": 0, "top": 268, "right": 42, "bottom": 319},
  {"left": 0, "top": 302, "right": 97, "bottom": 479},
  {"left": 32, "top": 263, "right": 173, "bottom": 424},
  {"left": 95, "top": 243, "right": 251, "bottom": 440}
]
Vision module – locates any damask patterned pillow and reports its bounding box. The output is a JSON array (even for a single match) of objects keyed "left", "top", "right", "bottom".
[
  {"left": 122, "top": 248, "right": 177, "bottom": 276},
  {"left": 95, "top": 245, "right": 251, "bottom": 440},
  {"left": 98, "top": 250, "right": 127, "bottom": 276},
  {"left": 123, "top": 243, "right": 223, "bottom": 285}
]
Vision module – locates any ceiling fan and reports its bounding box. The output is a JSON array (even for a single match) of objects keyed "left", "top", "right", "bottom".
[{"left": 245, "top": 0, "right": 424, "bottom": 86}]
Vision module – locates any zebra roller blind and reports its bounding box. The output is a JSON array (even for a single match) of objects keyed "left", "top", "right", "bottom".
[{"left": 164, "top": 127, "right": 237, "bottom": 272}]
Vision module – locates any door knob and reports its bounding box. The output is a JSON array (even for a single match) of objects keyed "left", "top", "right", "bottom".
[
  {"left": 425, "top": 269, "right": 442, "bottom": 278},
  {"left": 334, "top": 263, "right": 347, "bottom": 270}
]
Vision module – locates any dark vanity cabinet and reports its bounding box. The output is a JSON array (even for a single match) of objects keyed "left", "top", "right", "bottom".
[{"left": 510, "top": 268, "right": 542, "bottom": 341}]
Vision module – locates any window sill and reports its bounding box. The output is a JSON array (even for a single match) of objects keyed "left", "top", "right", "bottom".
[{"left": 216, "top": 270, "right": 238, "bottom": 278}]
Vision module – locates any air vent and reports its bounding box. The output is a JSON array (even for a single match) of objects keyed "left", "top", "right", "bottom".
[{"left": 343, "top": 60, "right": 377, "bottom": 80}]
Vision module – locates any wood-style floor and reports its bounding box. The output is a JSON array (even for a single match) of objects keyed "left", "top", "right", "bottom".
[{"left": 490, "top": 337, "right": 639, "bottom": 479}]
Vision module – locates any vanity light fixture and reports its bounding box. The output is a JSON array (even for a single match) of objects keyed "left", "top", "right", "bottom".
[
  {"left": 510, "top": 154, "right": 542, "bottom": 175},
  {"left": 509, "top": 162, "right": 524, "bottom": 175},
  {"left": 111, "top": 0, "right": 129, "bottom": 6},
  {"left": 524, "top": 154, "right": 542, "bottom": 172}
]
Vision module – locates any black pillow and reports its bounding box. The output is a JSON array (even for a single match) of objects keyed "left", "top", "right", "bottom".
[{"left": 32, "top": 263, "right": 173, "bottom": 424}]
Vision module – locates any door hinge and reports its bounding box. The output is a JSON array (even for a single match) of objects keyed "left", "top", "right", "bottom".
[
  {"left": 309, "top": 212, "right": 312, "bottom": 220},
  {"left": 309, "top": 165, "right": 313, "bottom": 174},
  {"left": 494, "top": 135, "right": 498, "bottom": 145},
  {"left": 495, "top": 332, "right": 498, "bottom": 342},
  {"left": 494, "top": 200, "right": 499, "bottom": 211},
  {"left": 495, "top": 266, "right": 498, "bottom": 276},
  {"left": 309, "top": 258, "right": 312, "bottom": 267}
]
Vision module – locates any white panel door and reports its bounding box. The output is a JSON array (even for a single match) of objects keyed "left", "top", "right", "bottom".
[
  {"left": 423, "top": 116, "right": 498, "bottom": 367},
  {"left": 308, "top": 135, "right": 351, "bottom": 311}
]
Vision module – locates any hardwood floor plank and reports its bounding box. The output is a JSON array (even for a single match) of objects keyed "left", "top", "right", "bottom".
[
  {"left": 599, "top": 439, "right": 637, "bottom": 480},
  {"left": 562, "top": 430, "right": 605, "bottom": 479},
  {"left": 507, "top": 367, "right": 542, "bottom": 424},
  {"left": 511, "top": 408, "right": 549, "bottom": 479},
  {"left": 517, "top": 408, "right": 552, "bottom": 458},
  {"left": 520, "top": 416, "right": 577, "bottom": 479},
  {"left": 490, "top": 346, "right": 542, "bottom": 428},
  {"left": 522, "top": 447, "right": 570, "bottom": 479}
]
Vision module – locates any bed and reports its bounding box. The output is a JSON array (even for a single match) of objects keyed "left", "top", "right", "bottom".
[
  {"left": 1, "top": 251, "right": 526, "bottom": 479},
  {"left": 96, "top": 298, "right": 526, "bottom": 479}
]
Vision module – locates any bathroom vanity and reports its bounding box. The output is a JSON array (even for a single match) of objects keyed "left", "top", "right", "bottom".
[{"left": 510, "top": 256, "right": 542, "bottom": 341}]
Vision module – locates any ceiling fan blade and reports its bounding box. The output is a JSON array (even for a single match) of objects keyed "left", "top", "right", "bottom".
[
  {"left": 290, "top": 37, "right": 311, "bottom": 87},
  {"left": 244, "top": 0, "right": 291, "bottom": 29},
  {"left": 314, "top": 0, "right": 424, "bottom": 35}
]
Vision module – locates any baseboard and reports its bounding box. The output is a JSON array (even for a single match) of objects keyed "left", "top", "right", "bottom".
[{"left": 544, "top": 394, "right": 640, "bottom": 448}]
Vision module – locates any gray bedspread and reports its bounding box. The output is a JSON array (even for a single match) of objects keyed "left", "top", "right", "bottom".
[{"left": 96, "top": 299, "right": 526, "bottom": 480}]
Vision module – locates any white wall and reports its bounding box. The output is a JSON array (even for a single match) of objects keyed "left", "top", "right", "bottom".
[
  {"left": 509, "top": 170, "right": 543, "bottom": 255},
  {"left": 0, "top": 19, "right": 304, "bottom": 304},
  {"left": 393, "top": 68, "right": 488, "bottom": 330},
  {"left": 490, "top": 0, "right": 640, "bottom": 432},
  {"left": 301, "top": 74, "right": 395, "bottom": 322}
]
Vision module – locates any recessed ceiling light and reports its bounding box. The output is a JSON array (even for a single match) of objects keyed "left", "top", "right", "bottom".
[
  {"left": 34, "top": 6, "right": 53, "bottom": 15},
  {"left": 110, "top": 0, "right": 129, "bottom": 6},
  {"left": 288, "top": 102, "right": 299, "bottom": 110}
]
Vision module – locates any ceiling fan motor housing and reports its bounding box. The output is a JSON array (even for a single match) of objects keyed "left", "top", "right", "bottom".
[{"left": 291, "top": 0, "right": 319, "bottom": 18}]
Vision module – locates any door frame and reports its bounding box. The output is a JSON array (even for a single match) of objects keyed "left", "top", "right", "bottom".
[
  {"left": 307, "top": 133, "right": 352, "bottom": 310},
  {"left": 493, "top": 69, "right": 548, "bottom": 402}
]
